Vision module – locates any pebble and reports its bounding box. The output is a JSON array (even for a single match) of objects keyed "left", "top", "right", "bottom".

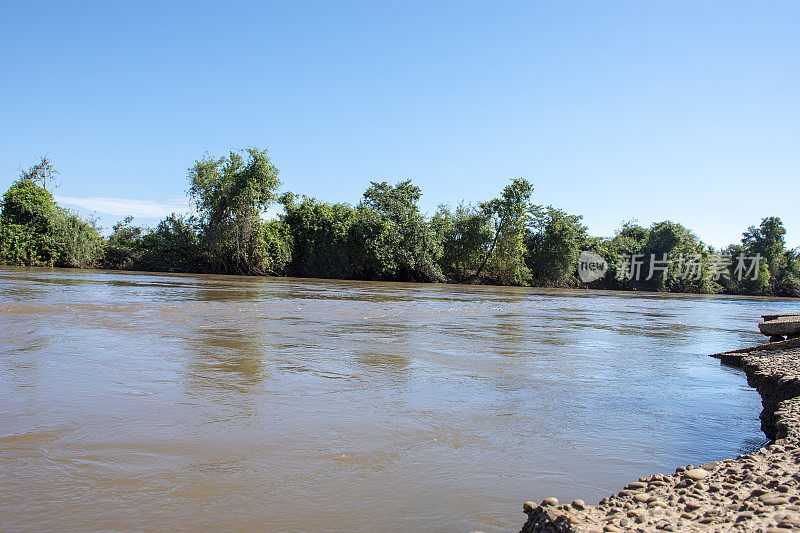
[
  {"left": 684, "top": 468, "right": 709, "bottom": 481},
  {"left": 571, "top": 499, "right": 586, "bottom": 510},
  {"left": 761, "top": 496, "right": 790, "bottom": 506}
]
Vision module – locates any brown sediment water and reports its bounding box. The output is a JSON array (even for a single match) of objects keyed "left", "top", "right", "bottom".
[
  {"left": 0, "top": 267, "right": 792, "bottom": 531},
  {"left": 521, "top": 345, "right": 800, "bottom": 532}
]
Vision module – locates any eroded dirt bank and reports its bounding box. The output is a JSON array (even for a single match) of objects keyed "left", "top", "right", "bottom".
[{"left": 520, "top": 340, "right": 800, "bottom": 532}]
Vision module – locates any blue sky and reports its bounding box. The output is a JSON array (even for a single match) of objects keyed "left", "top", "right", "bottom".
[{"left": 1, "top": 1, "right": 798, "bottom": 247}]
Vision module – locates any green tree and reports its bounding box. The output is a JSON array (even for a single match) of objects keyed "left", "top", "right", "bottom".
[
  {"left": 19, "top": 155, "right": 59, "bottom": 191},
  {"left": 473, "top": 178, "right": 533, "bottom": 285},
  {"left": 0, "top": 220, "right": 38, "bottom": 265},
  {"left": 431, "top": 203, "right": 492, "bottom": 281},
  {"left": 2, "top": 177, "right": 58, "bottom": 230},
  {"left": 603, "top": 220, "right": 715, "bottom": 293},
  {"left": 611, "top": 220, "right": 648, "bottom": 255},
  {"left": 280, "top": 195, "right": 357, "bottom": 279},
  {"left": 109, "top": 216, "right": 143, "bottom": 249},
  {"left": 525, "top": 206, "right": 587, "bottom": 287},
  {"left": 606, "top": 221, "right": 648, "bottom": 289},
  {"left": 722, "top": 243, "right": 770, "bottom": 295},
  {"left": 49, "top": 209, "right": 103, "bottom": 268},
  {"left": 351, "top": 180, "right": 444, "bottom": 282},
  {"left": 138, "top": 214, "right": 201, "bottom": 272},
  {"left": 639, "top": 221, "right": 714, "bottom": 293},
  {"left": 188, "top": 148, "right": 286, "bottom": 275},
  {"left": 775, "top": 249, "right": 800, "bottom": 297},
  {"left": 103, "top": 216, "right": 144, "bottom": 269},
  {"left": 741, "top": 216, "right": 787, "bottom": 293},
  {"left": 1, "top": 158, "right": 101, "bottom": 268},
  {"left": 581, "top": 236, "right": 618, "bottom": 288}
]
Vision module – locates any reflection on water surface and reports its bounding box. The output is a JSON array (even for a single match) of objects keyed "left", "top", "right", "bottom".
[{"left": 0, "top": 267, "right": 793, "bottom": 531}]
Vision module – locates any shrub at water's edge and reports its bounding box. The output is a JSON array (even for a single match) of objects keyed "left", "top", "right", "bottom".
[
  {"left": 1, "top": 151, "right": 798, "bottom": 297},
  {"left": 0, "top": 161, "right": 102, "bottom": 268}
]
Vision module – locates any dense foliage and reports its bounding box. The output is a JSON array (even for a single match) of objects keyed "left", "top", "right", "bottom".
[
  {"left": 525, "top": 206, "right": 587, "bottom": 287},
  {"left": 1, "top": 161, "right": 102, "bottom": 268},
  {"left": 2, "top": 151, "right": 798, "bottom": 297},
  {"left": 282, "top": 180, "right": 444, "bottom": 282},
  {"left": 188, "top": 148, "right": 288, "bottom": 275}
]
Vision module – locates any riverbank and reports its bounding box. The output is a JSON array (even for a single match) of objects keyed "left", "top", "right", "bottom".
[{"left": 519, "top": 338, "right": 800, "bottom": 532}]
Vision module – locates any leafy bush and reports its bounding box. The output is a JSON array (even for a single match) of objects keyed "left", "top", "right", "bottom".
[
  {"left": 525, "top": 206, "right": 587, "bottom": 287},
  {"left": 281, "top": 195, "right": 358, "bottom": 279},
  {"left": 431, "top": 203, "right": 492, "bottom": 281},
  {"left": 137, "top": 214, "right": 202, "bottom": 273},
  {"left": 1, "top": 161, "right": 102, "bottom": 268},
  {"left": 49, "top": 209, "right": 103, "bottom": 268},
  {"left": 0, "top": 220, "right": 39, "bottom": 264},
  {"left": 102, "top": 216, "right": 144, "bottom": 269},
  {"left": 352, "top": 180, "right": 444, "bottom": 282}
]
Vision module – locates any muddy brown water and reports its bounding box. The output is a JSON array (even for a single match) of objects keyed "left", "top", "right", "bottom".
[{"left": 0, "top": 267, "right": 794, "bottom": 531}]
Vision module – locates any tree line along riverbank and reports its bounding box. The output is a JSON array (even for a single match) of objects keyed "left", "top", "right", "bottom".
[{"left": 1, "top": 149, "right": 798, "bottom": 297}]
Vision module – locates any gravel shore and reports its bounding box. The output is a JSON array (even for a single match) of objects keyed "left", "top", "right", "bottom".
[{"left": 519, "top": 340, "right": 800, "bottom": 532}]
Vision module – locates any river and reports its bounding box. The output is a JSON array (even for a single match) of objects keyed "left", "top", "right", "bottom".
[{"left": 0, "top": 267, "right": 794, "bottom": 531}]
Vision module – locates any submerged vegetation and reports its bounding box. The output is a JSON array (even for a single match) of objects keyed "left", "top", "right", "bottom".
[{"left": 1, "top": 150, "right": 798, "bottom": 297}]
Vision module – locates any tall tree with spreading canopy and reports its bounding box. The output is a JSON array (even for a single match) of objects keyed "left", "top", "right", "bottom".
[
  {"left": 742, "top": 217, "right": 787, "bottom": 288},
  {"left": 188, "top": 148, "right": 288, "bottom": 275},
  {"left": 472, "top": 177, "right": 533, "bottom": 285}
]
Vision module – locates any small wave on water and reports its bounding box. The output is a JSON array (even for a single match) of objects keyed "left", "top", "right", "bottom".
[{"left": 0, "top": 267, "right": 793, "bottom": 532}]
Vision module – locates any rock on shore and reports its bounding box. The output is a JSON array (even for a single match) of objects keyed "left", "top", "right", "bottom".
[
  {"left": 519, "top": 346, "right": 800, "bottom": 532},
  {"left": 759, "top": 317, "right": 800, "bottom": 338}
]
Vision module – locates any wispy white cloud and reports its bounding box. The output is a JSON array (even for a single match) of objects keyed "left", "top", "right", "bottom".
[
  {"left": 56, "top": 196, "right": 286, "bottom": 223},
  {"left": 56, "top": 196, "right": 190, "bottom": 219}
]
